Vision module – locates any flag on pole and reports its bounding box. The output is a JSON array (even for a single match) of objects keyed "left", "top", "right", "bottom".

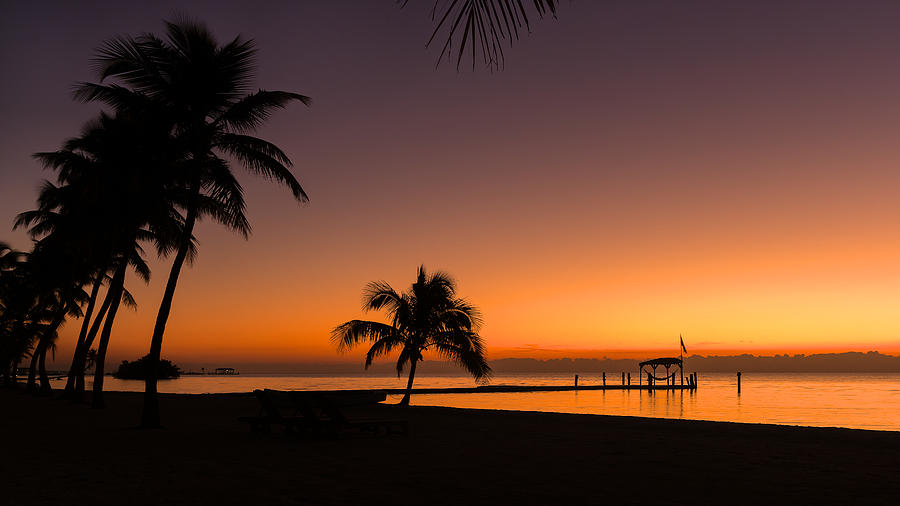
[{"left": 680, "top": 334, "right": 687, "bottom": 354}]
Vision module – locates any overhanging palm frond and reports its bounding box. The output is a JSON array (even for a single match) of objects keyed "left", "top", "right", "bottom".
[{"left": 401, "top": 0, "right": 559, "bottom": 71}]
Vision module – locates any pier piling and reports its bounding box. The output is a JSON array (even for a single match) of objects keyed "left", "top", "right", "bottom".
[{"left": 737, "top": 372, "right": 741, "bottom": 394}]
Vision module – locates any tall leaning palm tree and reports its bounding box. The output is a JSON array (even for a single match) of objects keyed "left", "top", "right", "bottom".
[
  {"left": 332, "top": 266, "right": 491, "bottom": 406},
  {"left": 76, "top": 19, "right": 310, "bottom": 427}
]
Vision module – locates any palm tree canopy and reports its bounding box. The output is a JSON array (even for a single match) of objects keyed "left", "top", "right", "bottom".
[
  {"left": 74, "top": 18, "right": 310, "bottom": 215},
  {"left": 332, "top": 265, "right": 491, "bottom": 382}
]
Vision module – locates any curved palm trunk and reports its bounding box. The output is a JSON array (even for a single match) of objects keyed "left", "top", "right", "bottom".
[
  {"left": 62, "top": 274, "right": 103, "bottom": 398},
  {"left": 26, "top": 340, "right": 42, "bottom": 393},
  {"left": 38, "top": 316, "right": 65, "bottom": 394},
  {"left": 91, "top": 264, "right": 127, "bottom": 409},
  {"left": 38, "top": 345, "right": 52, "bottom": 394},
  {"left": 399, "top": 358, "right": 419, "bottom": 406},
  {"left": 73, "top": 282, "right": 114, "bottom": 400},
  {"left": 142, "top": 180, "right": 200, "bottom": 428}
]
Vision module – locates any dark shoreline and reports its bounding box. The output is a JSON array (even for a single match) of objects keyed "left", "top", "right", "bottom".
[{"left": 4, "top": 389, "right": 899, "bottom": 505}]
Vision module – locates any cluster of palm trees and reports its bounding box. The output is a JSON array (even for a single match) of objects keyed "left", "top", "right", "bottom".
[
  {"left": 3, "top": 12, "right": 504, "bottom": 426},
  {"left": 0, "top": 19, "right": 308, "bottom": 427}
]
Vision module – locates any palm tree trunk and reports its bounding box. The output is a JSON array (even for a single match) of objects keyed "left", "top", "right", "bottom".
[
  {"left": 35, "top": 308, "right": 67, "bottom": 395},
  {"left": 399, "top": 358, "right": 419, "bottom": 406},
  {"left": 73, "top": 281, "right": 114, "bottom": 400},
  {"left": 62, "top": 274, "right": 103, "bottom": 398},
  {"left": 91, "top": 263, "right": 127, "bottom": 409},
  {"left": 38, "top": 344, "right": 51, "bottom": 394},
  {"left": 26, "top": 338, "right": 43, "bottom": 393},
  {"left": 142, "top": 180, "right": 200, "bottom": 428}
]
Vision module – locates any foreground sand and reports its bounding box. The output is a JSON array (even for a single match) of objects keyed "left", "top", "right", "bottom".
[{"left": 3, "top": 388, "right": 898, "bottom": 505}]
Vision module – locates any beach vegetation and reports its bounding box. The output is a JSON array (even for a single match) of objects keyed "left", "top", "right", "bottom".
[{"left": 114, "top": 354, "right": 181, "bottom": 380}]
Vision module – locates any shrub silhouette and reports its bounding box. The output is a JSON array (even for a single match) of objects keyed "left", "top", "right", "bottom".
[{"left": 114, "top": 354, "right": 181, "bottom": 380}]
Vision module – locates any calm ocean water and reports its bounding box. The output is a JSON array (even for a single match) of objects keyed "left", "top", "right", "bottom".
[{"left": 57, "top": 372, "right": 900, "bottom": 431}]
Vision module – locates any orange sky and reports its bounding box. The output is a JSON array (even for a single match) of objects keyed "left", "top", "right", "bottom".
[{"left": 3, "top": 1, "right": 900, "bottom": 371}]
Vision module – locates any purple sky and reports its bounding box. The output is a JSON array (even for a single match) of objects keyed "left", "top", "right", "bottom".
[{"left": 4, "top": 1, "right": 900, "bottom": 366}]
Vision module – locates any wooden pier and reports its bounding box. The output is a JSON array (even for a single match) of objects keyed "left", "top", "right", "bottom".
[{"left": 381, "top": 383, "right": 696, "bottom": 396}]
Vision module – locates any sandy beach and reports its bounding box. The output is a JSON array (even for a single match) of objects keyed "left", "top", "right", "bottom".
[{"left": 3, "top": 388, "right": 898, "bottom": 505}]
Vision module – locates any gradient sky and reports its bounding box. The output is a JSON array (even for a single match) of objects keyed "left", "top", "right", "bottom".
[{"left": 3, "top": 1, "right": 900, "bottom": 370}]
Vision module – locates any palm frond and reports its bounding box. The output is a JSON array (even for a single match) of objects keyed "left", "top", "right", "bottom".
[
  {"left": 120, "top": 287, "right": 138, "bottom": 310},
  {"left": 365, "top": 334, "right": 405, "bottom": 368},
  {"left": 362, "top": 281, "right": 404, "bottom": 312},
  {"left": 402, "top": 0, "right": 559, "bottom": 71},
  {"left": 94, "top": 34, "right": 168, "bottom": 94},
  {"left": 218, "top": 90, "right": 310, "bottom": 133},
  {"left": 215, "top": 134, "right": 307, "bottom": 203},
  {"left": 430, "top": 332, "right": 492, "bottom": 382},
  {"left": 71, "top": 83, "right": 148, "bottom": 111},
  {"left": 330, "top": 320, "right": 399, "bottom": 353}
]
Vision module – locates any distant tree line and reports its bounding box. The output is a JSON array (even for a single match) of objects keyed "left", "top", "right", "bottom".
[{"left": 482, "top": 352, "right": 900, "bottom": 373}]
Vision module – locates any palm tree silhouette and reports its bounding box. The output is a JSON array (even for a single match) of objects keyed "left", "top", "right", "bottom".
[
  {"left": 0, "top": 244, "right": 33, "bottom": 386},
  {"left": 75, "top": 19, "right": 310, "bottom": 427},
  {"left": 332, "top": 265, "right": 491, "bottom": 405}
]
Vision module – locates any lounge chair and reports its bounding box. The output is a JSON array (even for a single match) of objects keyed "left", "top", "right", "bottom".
[
  {"left": 300, "top": 392, "right": 409, "bottom": 438},
  {"left": 238, "top": 389, "right": 312, "bottom": 434}
]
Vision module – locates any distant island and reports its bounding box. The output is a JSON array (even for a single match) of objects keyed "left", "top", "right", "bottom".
[
  {"left": 113, "top": 355, "right": 181, "bottom": 380},
  {"left": 243, "top": 351, "right": 900, "bottom": 375},
  {"left": 487, "top": 351, "right": 900, "bottom": 373}
]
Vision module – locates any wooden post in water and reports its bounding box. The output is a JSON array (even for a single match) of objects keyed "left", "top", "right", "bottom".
[
  {"left": 737, "top": 372, "right": 741, "bottom": 394},
  {"left": 574, "top": 374, "right": 579, "bottom": 389},
  {"left": 602, "top": 372, "right": 606, "bottom": 386},
  {"left": 622, "top": 372, "right": 625, "bottom": 385},
  {"left": 627, "top": 372, "right": 631, "bottom": 386}
]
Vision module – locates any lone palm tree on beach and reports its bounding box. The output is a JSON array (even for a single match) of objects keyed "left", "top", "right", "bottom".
[{"left": 332, "top": 266, "right": 491, "bottom": 406}]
